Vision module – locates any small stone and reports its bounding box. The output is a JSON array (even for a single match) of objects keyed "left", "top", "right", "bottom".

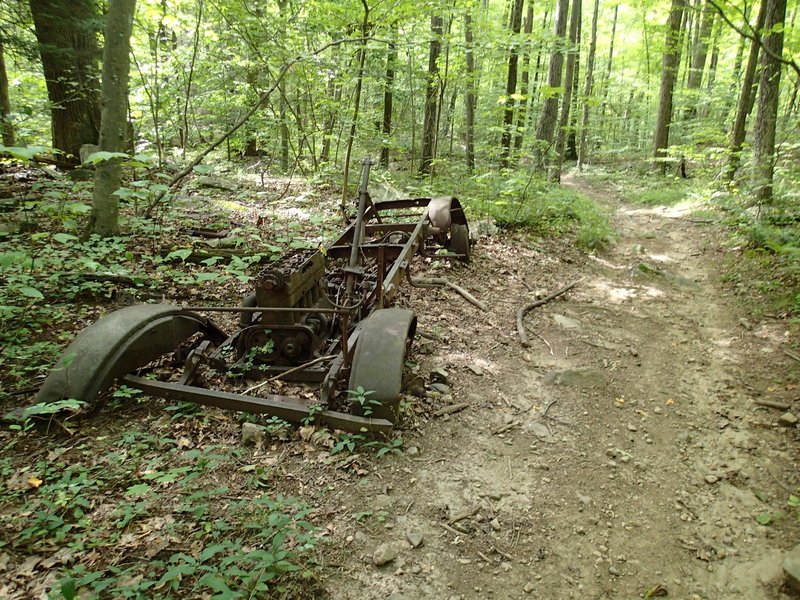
[
  {"left": 608, "top": 565, "right": 621, "bottom": 576},
  {"left": 466, "top": 364, "right": 484, "bottom": 376},
  {"left": 490, "top": 518, "right": 501, "bottom": 531},
  {"left": 784, "top": 544, "right": 800, "bottom": 591},
  {"left": 627, "top": 424, "right": 638, "bottom": 432},
  {"left": 418, "top": 340, "right": 436, "bottom": 355},
  {"left": 620, "top": 455, "right": 631, "bottom": 464},
  {"left": 387, "top": 594, "right": 411, "bottom": 600},
  {"left": 406, "top": 531, "right": 424, "bottom": 548},
  {"left": 778, "top": 412, "right": 799, "bottom": 427},
  {"left": 523, "top": 582, "right": 536, "bottom": 593},
  {"left": 406, "top": 446, "right": 420, "bottom": 456},
  {"left": 430, "top": 368, "right": 450, "bottom": 384},
  {"left": 525, "top": 422, "right": 551, "bottom": 438},
  {"left": 654, "top": 407, "right": 663, "bottom": 414},
  {"left": 428, "top": 383, "right": 451, "bottom": 395},
  {"left": 704, "top": 474, "right": 719, "bottom": 484},
  {"left": 373, "top": 543, "right": 398, "bottom": 566},
  {"left": 543, "top": 367, "right": 605, "bottom": 388},
  {"left": 241, "top": 422, "right": 265, "bottom": 446},
  {"left": 552, "top": 314, "right": 582, "bottom": 330}
]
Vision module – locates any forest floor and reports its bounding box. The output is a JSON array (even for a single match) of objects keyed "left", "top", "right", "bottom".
[
  {"left": 318, "top": 173, "right": 800, "bottom": 599},
  {"left": 2, "top": 168, "right": 800, "bottom": 599}
]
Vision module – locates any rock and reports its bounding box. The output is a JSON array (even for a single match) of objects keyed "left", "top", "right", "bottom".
[
  {"left": 466, "top": 364, "right": 484, "bottom": 376},
  {"left": 196, "top": 176, "right": 240, "bottom": 191},
  {"left": 704, "top": 474, "right": 719, "bottom": 484},
  {"left": 608, "top": 565, "right": 621, "bottom": 576},
  {"left": 406, "top": 446, "right": 420, "bottom": 456},
  {"left": 418, "top": 340, "right": 436, "bottom": 355},
  {"left": 490, "top": 518, "right": 501, "bottom": 531},
  {"left": 430, "top": 368, "right": 449, "bottom": 384},
  {"left": 784, "top": 544, "right": 800, "bottom": 591},
  {"left": 429, "top": 383, "right": 451, "bottom": 395},
  {"left": 778, "top": 412, "right": 799, "bottom": 427},
  {"left": 552, "top": 314, "right": 582, "bottom": 330},
  {"left": 524, "top": 422, "right": 551, "bottom": 438},
  {"left": 406, "top": 531, "right": 424, "bottom": 548},
  {"left": 241, "top": 422, "right": 265, "bottom": 446},
  {"left": 523, "top": 582, "right": 536, "bottom": 593},
  {"left": 543, "top": 368, "right": 605, "bottom": 388},
  {"left": 373, "top": 543, "right": 398, "bottom": 566}
]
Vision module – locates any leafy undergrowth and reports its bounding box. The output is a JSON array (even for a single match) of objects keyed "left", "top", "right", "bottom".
[{"left": 0, "top": 158, "right": 612, "bottom": 598}]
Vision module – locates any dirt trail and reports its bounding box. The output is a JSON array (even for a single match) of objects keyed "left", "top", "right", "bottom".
[{"left": 322, "top": 174, "right": 800, "bottom": 599}]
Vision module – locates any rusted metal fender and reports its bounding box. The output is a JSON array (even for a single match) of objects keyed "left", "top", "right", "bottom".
[
  {"left": 36, "top": 304, "right": 226, "bottom": 405},
  {"left": 427, "top": 196, "right": 470, "bottom": 262},
  {"left": 348, "top": 308, "right": 417, "bottom": 421}
]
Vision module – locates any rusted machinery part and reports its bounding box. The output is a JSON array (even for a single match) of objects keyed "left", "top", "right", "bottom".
[
  {"left": 121, "top": 375, "right": 393, "bottom": 436},
  {"left": 36, "top": 304, "right": 227, "bottom": 405},
  {"left": 348, "top": 308, "right": 417, "bottom": 421},
  {"left": 427, "top": 196, "right": 471, "bottom": 262}
]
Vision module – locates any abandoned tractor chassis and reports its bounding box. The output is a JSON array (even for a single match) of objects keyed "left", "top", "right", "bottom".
[{"left": 35, "top": 166, "right": 471, "bottom": 434}]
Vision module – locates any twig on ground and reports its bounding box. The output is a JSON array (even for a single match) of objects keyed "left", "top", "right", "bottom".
[
  {"left": 432, "top": 402, "right": 470, "bottom": 417},
  {"left": 783, "top": 349, "right": 800, "bottom": 363},
  {"left": 243, "top": 354, "right": 337, "bottom": 394},
  {"left": 407, "top": 273, "right": 487, "bottom": 311},
  {"left": 754, "top": 399, "right": 792, "bottom": 410},
  {"left": 517, "top": 279, "right": 583, "bottom": 347}
]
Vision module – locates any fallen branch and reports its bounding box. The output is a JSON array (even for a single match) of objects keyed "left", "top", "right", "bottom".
[
  {"left": 516, "top": 279, "right": 582, "bottom": 347},
  {"left": 432, "top": 402, "right": 470, "bottom": 417},
  {"left": 783, "top": 348, "right": 800, "bottom": 363},
  {"left": 753, "top": 399, "right": 792, "bottom": 411},
  {"left": 407, "top": 273, "right": 487, "bottom": 311},
  {"left": 244, "top": 354, "right": 337, "bottom": 395}
]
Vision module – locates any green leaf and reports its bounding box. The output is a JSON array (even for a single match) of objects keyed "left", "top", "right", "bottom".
[
  {"left": 19, "top": 286, "right": 44, "bottom": 300},
  {"left": 84, "top": 151, "right": 130, "bottom": 164},
  {"left": 195, "top": 273, "right": 220, "bottom": 282},
  {"left": 60, "top": 577, "right": 77, "bottom": 600},
  {"left": 755, "top": 511, "right": 772, "bottom": 525},
  {"left": 53, "top": 232, "right": 78, "bottom": 244},
  {"left": 198, "top": 573, "right": 237, "bottom": 599},
  {"left": 0, "top": 145, "right": 50, "bottom": 161},
  {"left": 166, "top": 248, "right": 193, "bottom": 261},
  {"left": 124, "top": 483, "right": 151, "bottom": 496},
  {"left": 753, "top": 489, "right": 768, "bottom": 503}
]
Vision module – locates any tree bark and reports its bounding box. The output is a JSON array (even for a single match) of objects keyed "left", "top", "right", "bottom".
[
  {"left": 380, "top": 36, "right": 397, "bottom": 167},
  {"left": 752, "top": 0, "right": 787, "bottom": 204},
  {"left": 420, "top": 14, "right": 443, "bottom": 175},
  {"left": 726, "top": 0, "right": 767, "bottom": 181},
  {"left": 578, "top": 0, "right": 600, "bottom": 169},
  {"left": 464, "top": 12, "right": 476, "bottom": 172},
  {"left": 500, "top": 0, "right": 525, "bottom": 167},
  {"left": 86, "top": 0, "right": 136, "bottom": 238},
  {"left": 340, "top": 0, "right": 370, "bottom": 209},
  {"left": 685, "top": 0, "right": 715, "bottom": 115},
  {"left": 0, "top": 40, "right": 15, "bottom": 146},
  {"left": 513, "top": 3, "right": 535, "bottom": 151},
  {"left": 29, "top": 0, "right": 101, "bottom": 162},
  {"left": 551, "top": 0, "right": 582, "bottom": 181},
  {"left": 533, "top": 0, "right": 570, "bottom": 170},
  {"left": 652, "top": 0, "right": 687, "bottom": 174}
]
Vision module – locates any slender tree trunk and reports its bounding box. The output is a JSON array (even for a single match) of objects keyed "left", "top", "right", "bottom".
[
  {"left": 380, "top": 36, "right": 397, "bottom": 167},
  {"left": 752, "top": 0, "right": 787, "bottom": 204},
  {"left": 420, "top": 14, "right": 443, "bottom": 175},
  {"left": 578, "top": 0, "right": 600, "bottom": 169},
  {"left": 464, "top": 12, "right": 476, "bottom": 171},
  {"left": 533, "top": 0, "right": 570, "bottom": 170},
  {"left": 726, "top": 0, "right": 767, "bottom": 181},
  {"left": 277, "top": 0, "right": 290, "bottom": 173},
  {"left": 685, "top": 0, "right": 715, "bottom": 116},
  {"left": 0, "top": 40, "right": 15, "bottom": 146},
  {"left": 652, "top": 0, "right": 687, "bottom": 174},
  {"left": 500, "top": 0, "right": 525, "bottom": 167},
  {"left": 551, "top": 0, "right": 582, "bottom": 182},
  {"left": 86, "top": 0, "right": 136, "bottom": 237},
  {"left": 319, "top": 43, "right": 342, "bottom": 164},
  {"left": 181, "top": 0, "right": 202, "bottom": 151},
  {"left": 513, "top": 4, "right": 534, "bottom": 151},
  {"left": 341, "top": 0, "right": 369, "bottom": 208},
  {"left": 29, "top": 0, "right": 101, "bottom": 162},
  {"left": 598, "top": 4, "right": 618, "bottom": 130}
]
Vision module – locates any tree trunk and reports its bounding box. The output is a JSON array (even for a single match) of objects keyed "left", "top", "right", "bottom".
[
  {"left": 464, "top": 11, "right": 476, "bottom": 172},
  {"left": 533, "top": 0, "right": 570, "bottom": 170},
  {"left": 551, "top": 0, "right": 582, "bottom": 182},
  {"left": 685, "top": 0, "right": 715, "bottom": 116},
  {"left": 578, "top": 0, "right": 600, "bottom": 169},
  {"left": 752, "top": 0, "right": 787, "bottom": 204},
  {"left": 0, "top": 40, "right": 15, "bottom": 146},
  {"left": 726, "top": 0, "right": 767, "bottom": 181},
  {"left": 500, "top": 0, "right": 525, "bottom": 167},
  {"left": 29, "top": 0, "right": 101, "bottom": 162},
  {"left": 319, "top": 43, "right": 342, "bottom": 165},
  {"left": 513, "top": 3, "right": 535, "bottom": 151},
  {"left": 420, "top": 14, "right": 443, "bottom": 175},
  {"left": 652, "top": 0, "right": 686, "bottom": 174},
  {"left": 85, "top": 0, "right": 136, "bottom": 238},
  {"left": 380, "top": 37, "right": 397, "bottom": 167},
  {"left": 340, "top": 0, "right": 369, "bottom": 209}
]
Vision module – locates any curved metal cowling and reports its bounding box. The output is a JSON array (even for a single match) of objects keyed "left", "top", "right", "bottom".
[{"left": 36, "top": 304, "right": 226, "bottom": 405}]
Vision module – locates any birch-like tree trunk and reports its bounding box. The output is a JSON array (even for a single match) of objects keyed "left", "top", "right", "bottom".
[{"left": 420, "top": 14, "right": 443, "bottom": 174}]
